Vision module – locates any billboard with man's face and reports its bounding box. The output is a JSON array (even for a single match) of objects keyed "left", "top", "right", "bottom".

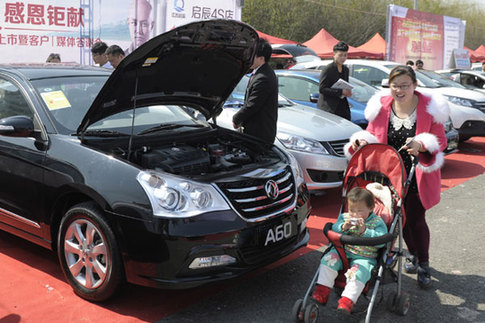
[{"left": 0, "top": 0, "right": 242, "bottom": 64}]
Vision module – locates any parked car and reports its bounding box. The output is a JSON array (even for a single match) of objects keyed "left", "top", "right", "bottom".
[
  {"left": 274, "top": 69, "right": 376, "bottom": 128},
  {"left": 293, "top": 59, "right": 483, "bottom": 142},
  {"left": 437, "top": 70, "right": 485, "bottom": 95},
  {"left": 214, "top": 75, "right": 363, "bottom": 190},
  {"left": 0, "top": 20, "right": 311, "bottom": 301},
  {"left": 270, "top": 44, "right": 319, "bottom": 69}
]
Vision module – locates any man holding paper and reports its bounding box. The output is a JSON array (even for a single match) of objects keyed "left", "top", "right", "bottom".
[{"left": 317, "top": 41, "right": 352, "bottom": 120}]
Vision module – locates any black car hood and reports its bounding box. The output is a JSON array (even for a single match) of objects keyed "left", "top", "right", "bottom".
[{"left": 77, "top": 19, "right": 258, "bottom": 134}]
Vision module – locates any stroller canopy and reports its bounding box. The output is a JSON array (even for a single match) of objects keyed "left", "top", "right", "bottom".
[{"left": 344, "top": 144, "right": 407, "bottom": 199}]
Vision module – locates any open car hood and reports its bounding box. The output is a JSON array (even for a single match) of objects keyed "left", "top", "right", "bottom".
[{"left": 77, "top": 19, "right": 258, "bottom": 134}]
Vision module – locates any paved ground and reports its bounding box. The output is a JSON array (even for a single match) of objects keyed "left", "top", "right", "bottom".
[{"left": 158, "top": 173, "right": 485, "bottom": 323}]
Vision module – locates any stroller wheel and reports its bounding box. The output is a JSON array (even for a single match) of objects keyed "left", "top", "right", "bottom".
[
  {"left": 292, "top": 299, "right": 304, "bottom": 322},
  {"left": 303, "top": 302, "right": 319, "bottom": 323},
  {"left": 386, "top": 291, "right": 410, "bottom": 316},
  {"left": 396, "top": 293, "right": 410, "bottom": 316}
]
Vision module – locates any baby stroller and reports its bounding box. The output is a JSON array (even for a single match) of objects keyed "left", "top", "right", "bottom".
[{"left": 292, "top": 143, "right": 418, "bottom": 323}]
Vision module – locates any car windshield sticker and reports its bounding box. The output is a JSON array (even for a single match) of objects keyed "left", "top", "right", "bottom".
[
  {"left": 41, "top": 91, "right": 71, "bottom": 110},
  {"left": 143, "top": 57, "right": 159, "bottom": 67}
]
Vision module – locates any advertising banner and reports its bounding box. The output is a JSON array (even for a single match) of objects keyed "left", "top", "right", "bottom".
[
  {"left": 386, "top": 4, "right": 465, "bottom": 70},
  {"left": 0, "top": 0, "right": 242, "bottom": 64}
]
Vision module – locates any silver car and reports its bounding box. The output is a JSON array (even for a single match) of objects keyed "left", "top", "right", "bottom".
[{"left": 214, "top": 76, "right": 362, "bottom": 190}]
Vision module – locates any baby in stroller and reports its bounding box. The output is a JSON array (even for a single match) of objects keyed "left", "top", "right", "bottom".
[{"left": 311, "top": 187, "right": 388, "bottom": 314}]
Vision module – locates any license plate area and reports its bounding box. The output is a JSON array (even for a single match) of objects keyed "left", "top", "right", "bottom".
[{"left": 260, "top": 215, "right": 297, "bottom": 247}]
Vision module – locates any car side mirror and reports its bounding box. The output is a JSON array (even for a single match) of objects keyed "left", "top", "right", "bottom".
[
  {"left": 310, "top": 93, "right": 319, "bottom": 103},
  {"left": 381, "top": 79, "right": 389, "bottom": 88},
  {"left": 0, "top": 115, "right": 34, "bottom": 137}
]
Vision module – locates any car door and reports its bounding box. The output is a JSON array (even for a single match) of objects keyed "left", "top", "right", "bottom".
[
  {"left": 277, "top": 75, "right": 319, "bottom": 107},
  {"left": 349, "top": 64, "right": 389, "bottom": 87},
  {"left": 0, "top": 76, "right": 47, "bottom": 238}
]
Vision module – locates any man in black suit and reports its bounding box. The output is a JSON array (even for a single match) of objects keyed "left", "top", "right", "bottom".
[
  {"left": 232, "top": 38, "right": 278, "bottom": 144},
  {"left": 317, "top": 41, "right": 352, "bottom": 120}
]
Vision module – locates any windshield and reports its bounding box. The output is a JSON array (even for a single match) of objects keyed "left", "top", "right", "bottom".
[
  {"left": 349, "top": 77, "right": 377, "bottom": 103},
  {"left": 417, "top": 70, "right": 466, "bottom": 88},
  {"left": 32, "top": 76, "right": 203, "bottom": 135},
  {"left": 32, "top": 76, "right": 108, "bottom": 134},
  {"left": 87, "top": 105, "right": 203, "bottom": 135}
]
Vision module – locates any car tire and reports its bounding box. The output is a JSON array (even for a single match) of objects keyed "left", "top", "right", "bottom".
[{"left": 57, "top": 202, "right": 124, "bottom": 301}]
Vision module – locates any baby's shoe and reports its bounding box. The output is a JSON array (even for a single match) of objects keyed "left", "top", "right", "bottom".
[
  {"left": 311, "top": 284, "right": 331, "bottom": 304},
  {"left": 337, "top": 296, "right": 354, "bottom": 314}
]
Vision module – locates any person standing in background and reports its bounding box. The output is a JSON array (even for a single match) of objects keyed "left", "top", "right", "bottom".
[
  {"left": 46, "top": 53, "right": 61, "bottom": 63},
  {"left": 317, "top": 41, "right": 352, "bottom": 120},
  {"left": 415, "top": 59, "right": 424, "bottom": 70},
  {"left": 91, "top": 42, "right": 112, "bottom": 68},
  {"left": 105, "top": 45, "right": 125, "bottom": 69},
  {"left": 232, "top": 38, "right": 278, "bottom": 144}
]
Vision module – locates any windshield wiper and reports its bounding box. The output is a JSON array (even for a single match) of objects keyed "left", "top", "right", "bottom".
[
  {"left": 137, "top": 123, "right": 205, "bottom": 135},
  {"left": 224, "top": 102, "right": 244, "bottom": 107},
  {"left": 81, "top": 129, "right": 129, "bottom": 137}
]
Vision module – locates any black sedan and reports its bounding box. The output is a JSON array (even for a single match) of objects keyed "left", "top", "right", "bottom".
[{"left": 0, "top": 20, "right": 310, "bottom": 301}]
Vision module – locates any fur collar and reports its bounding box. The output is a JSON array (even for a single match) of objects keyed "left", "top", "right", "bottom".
[{"left": 364, "top": 90, "right": 450, "bottom": 124}]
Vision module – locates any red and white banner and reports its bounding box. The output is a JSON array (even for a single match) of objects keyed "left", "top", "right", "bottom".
[
  {"left": 386, "top": 5, "right": 465, "bottom": 70},
  {"left": 0, "top": 0, "right": 242, "bottom": 64}
]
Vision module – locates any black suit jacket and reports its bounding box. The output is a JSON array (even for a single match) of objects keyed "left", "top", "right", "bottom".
[
  {"left": 317, "top": 61, "right": 351, "bottom": 120},
  {"left": 232, "top": 63, "right": 278, "bottom": 144}
]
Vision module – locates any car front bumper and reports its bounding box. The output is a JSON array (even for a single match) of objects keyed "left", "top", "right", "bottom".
[
  {"left": 288, "top": 149, "right": 348, "bottom": 190},
  {"left": 119, "top": 183, "right": 311, "bottom": 289}
]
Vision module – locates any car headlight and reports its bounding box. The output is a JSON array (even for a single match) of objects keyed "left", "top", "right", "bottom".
[
  {"left": 286, "top": 149, "right": 305, "bottom": 187},
  {"left": 277, "top": 132, "right": 329, "bottom": 154},
  {"left": 444, "top": 95, "right": 474, "bottom": 107},
  {"left": 137, "top": 171, "right": 230, "bottom": 218}
]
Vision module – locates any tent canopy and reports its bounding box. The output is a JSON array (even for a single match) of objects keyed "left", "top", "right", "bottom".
[
  {"left": 256, "top": 30, "right": 298, "bottom": 45},
  {"left": 303, "top": 28, "right": 385, "bottom": 59},
  {"left": 354, "top": 33, "right": 386, "bottom": 59}
]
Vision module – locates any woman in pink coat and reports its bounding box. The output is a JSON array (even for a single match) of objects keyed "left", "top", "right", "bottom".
[{"left": 344, "top": 65, "right": 449, "bottom": 289}]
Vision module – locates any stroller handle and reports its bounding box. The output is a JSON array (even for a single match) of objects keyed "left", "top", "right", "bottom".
[{"left": 323, "top": 222, "right": 395, "bottom": 246}]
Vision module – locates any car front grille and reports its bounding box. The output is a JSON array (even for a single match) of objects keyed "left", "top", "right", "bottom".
[
  {"left": 322, "top": 139, "right": 348, "bottom": 157},
  {"left": 474, "top": 102, "right": 485, "bottom": 113},
  {"left": 216, "top": 167, "right": 295, "bottom": 220},
  {"left": 307, "top": 169, "right": 344, "bottom": 183}
]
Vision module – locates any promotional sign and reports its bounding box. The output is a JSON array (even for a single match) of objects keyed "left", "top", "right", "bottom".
[
  {"left": 449, "top": 48, "right": 471, "bottom": 69},
  {"left": 386, "top": 4, "right": 465, "bottom": 70},
  {"left": 0, "top": 0, "right": 242, "bottom": 64}
]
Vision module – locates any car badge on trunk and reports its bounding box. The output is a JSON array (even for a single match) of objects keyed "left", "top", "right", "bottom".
[{"left": 265, "top": 180, "right": 279, "bottom": 200}]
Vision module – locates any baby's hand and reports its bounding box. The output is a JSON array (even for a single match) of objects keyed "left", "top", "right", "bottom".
[
  {"left": 357, "top": 218, "right": 366, "bottom": 234},
  {"left": 342, "top": 219, "right": 352, "bottom": 231}
]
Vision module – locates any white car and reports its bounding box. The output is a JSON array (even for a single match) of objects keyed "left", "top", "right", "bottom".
[
  {"left": 293, "top": 59, "right": 485, "bottom": 141},
  {"left": 437, "top": 70, "right": 485, "bottom": 95},
  {"left": 214, "top": 76, "right": 363, "bottom": 190}
]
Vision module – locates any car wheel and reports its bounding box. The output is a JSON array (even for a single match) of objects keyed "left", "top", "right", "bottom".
[{"left": 57, "top": 202, "right": 124, "bottom": 301}]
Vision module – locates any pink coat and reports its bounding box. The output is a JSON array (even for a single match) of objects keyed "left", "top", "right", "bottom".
[{"left": 344, "top": 90, "right": 449, "bottom": 210}]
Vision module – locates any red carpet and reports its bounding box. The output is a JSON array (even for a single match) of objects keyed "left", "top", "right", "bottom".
[{"left": 0, "top": 138, "right": 483, "bottom": 322}]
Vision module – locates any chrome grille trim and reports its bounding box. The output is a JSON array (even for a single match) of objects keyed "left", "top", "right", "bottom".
[
  {"left": 241, "top": 194, "right": 294, "bottom": 212},
  {"left": 234, "top": 183, "right": 294, "bottom": 203},
  {"left": 215, "top": 166, "right": 296, "bottom": 221},
  {"left": 226, "top": 172, "right": 292, "bottom": 193}
]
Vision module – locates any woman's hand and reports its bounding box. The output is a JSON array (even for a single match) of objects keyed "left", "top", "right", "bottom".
[
  {"left": 400, "top": 137, "right": 423, "bottom": 156},
  {"left": 352, "top": 139, "right": 368, "bottom": 151}
]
